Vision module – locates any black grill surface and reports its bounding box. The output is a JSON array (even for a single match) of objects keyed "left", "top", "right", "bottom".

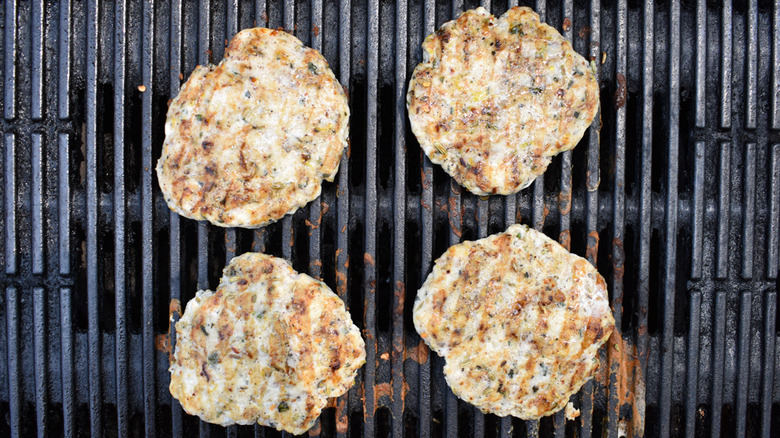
[{"left": 1, "top": 0, "right": 779, "bottom": 437}]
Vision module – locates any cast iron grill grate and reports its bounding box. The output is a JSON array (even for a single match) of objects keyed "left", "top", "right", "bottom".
[{"left": 0, "top": 0, "right": 779, "bottom": 436}]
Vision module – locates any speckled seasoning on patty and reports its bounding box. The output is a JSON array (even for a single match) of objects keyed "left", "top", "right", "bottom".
[
  {"left": 413, "top": 224, "right": 614, "bottom": 419},
  {"left": 407, "top": 7, "right": 599, "bottom": 195},
  {"left": 157, "top": 27, "right": 349, "bottom": 228},
  {"left": 169, "top": 253, "right": 365, "bottom": 434}
]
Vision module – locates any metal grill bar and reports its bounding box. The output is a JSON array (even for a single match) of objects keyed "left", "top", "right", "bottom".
[
  {"left": 4, "top": 0, "right": 16, "bottom": 120},
  {"left": 364, "top": 0, "right": 378, "bottom": 435},
  {"left": 742, "top": 143, "right": 756, "bottom": 278},
  {"left": 336, "top": 0, "right": 352, "bottom": 435},
  {"left": 168, "top": 0, "right": 184, "bottom": 436},
  {"left": 33, "top": 287, "right": 46, "bottom": 437},
  {"left": 6, "top": 287, "right": 19, "bottom": 436},
  {"left": 558, "top": 0, "right": 573, "bottom": 252},
  {"left": 85, "top": 0, "right": 103, "bottom": 432},
  {"left": 721, "top": 0, "right": 732, "bottom": 128},
  {"left": 608, "top": 0, "right": 627, "bottom": 435},
  {"left": 5, "top": 133, "right": 16, "bottom": 274},
  {"left": 531, "top": 0, "right": 546, "bottom": 237},
  {"left": 692, "top": 142, "right": 705, "bottom": 279},
  {"left": 58, "top": 132, "right": 70, "bottom": 275},
  {"left": 581, "top": 0, "right": 601, "bottom": 433},
  {"left": 31, "top": 133, "right": 43, "bottom": 275},
  {"left": 659, "top": 0, "right": 681, "bottom": 433},
  {"left": 773, "top": 0, "right": 780, "bottom": 129},
  {"left": 717, "top": 143, "right": 731, "bottom": 279},
  {"left": 418, "top": 1, "right": 434, "bottom": 435},
  {"left": 769, "top": 143, "right": 780, "bottom": 279},
  {"left": 31, "top": 0, "right": 43, "bottom": 120},
  {"left": 760, "top": 291, "right": 776, "bottom": 438},
  {"left": 445, "top": 82, "right": 463, "bottom": 438},
  {"left": 735, "top": 291, "right": 752, "bottom": 437},
  {"left": 684, "top": 291, "right": 701, "bottom": 436},
  {"left": 695, "top": 0, "right": 706, "bottom": 127},
  {"left": 392, "top": 0, "right": 407, "bottom": 436},
  {"left": 60, "top": 287, "right": 74, "bottom": 438},
  {"left": 746, "top": 0, "right": 757, "bottom": 129},
  {"left": 113, "top": 0, "right": 129, "bottom": 434},
  {"left": 710, "top": 291, "right": 727, "bottom": 437},
  {"left": 637, "top": 0, "right": 653, "bottom": 431},
  {"left": 58, "top": 0, "right": 70, "bottom": 119},
  {"left": 141, "top": 2, "right": 156, "bottom": 435},
  {"left": 443, "top": 174, "right": 459, "bottom": 438}
]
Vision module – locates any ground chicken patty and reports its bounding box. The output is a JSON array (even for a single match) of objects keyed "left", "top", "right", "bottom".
[
  {"left": 407, "top": 7, "right": 599, "bottom": 196},
  {"left": 413, "top": 224, "right": 614, "bottom": 419},
  {"left": 169, "top": 253, "right": 365, "bottom": 434},
  {"left": 157, "top": 28, "right": 349, "bottom": 228}
]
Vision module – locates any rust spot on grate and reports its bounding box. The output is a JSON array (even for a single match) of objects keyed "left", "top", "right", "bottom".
[
  {"left": 559, "top": 229, "right": 571, "bottom": 251},
  {"left": 603, "top": 330, "right": 646, "bottom": 437},
  {"left": 407, "top": 340, "right": 429, "bottom": 364},
  {"left": 614, "top": 73, "right": 627, "bottom": 109},
  {"left": 336, "top": 397, "right": 349, "bottom": 433},
  {"left": 156, "top": 299, "right": 182, "bottom": 363},
  {"left": 586, "top": 231, "right": 600, "bottom": 263}
]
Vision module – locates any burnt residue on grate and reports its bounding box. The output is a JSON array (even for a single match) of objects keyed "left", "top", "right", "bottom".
[{"left": 2, "top": 0, "right": 780, "bottom": 437}]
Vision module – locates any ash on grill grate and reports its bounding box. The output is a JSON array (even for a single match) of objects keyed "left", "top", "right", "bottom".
[{"left": 1, "top": 0, "right": 780, "bottom": 437}]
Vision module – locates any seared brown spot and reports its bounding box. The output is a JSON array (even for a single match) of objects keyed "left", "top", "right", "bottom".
[
  {"left": 201, "top": 362, "right": 211, "bottom": 381},
  {"left": 238, "top": 149, "right": 248, "bottom": 170}
]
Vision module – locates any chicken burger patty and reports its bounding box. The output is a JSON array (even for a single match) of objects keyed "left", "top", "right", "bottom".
[
  {"left": 170, "top": 253, "right": 365, "bottom": 434},
  {"left": 407, "top": 7, "right": 599, "bottom": 195},
  {"left": 413, "top": 224, "right": 614, "bottom": 419},
  {"left": 157, "top": 27, "right": 350, "bottom": 227}
]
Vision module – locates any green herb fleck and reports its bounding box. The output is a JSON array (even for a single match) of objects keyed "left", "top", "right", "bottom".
[
  {"left": 208, "top": 352, "right": 218, "bottom": 365},
  {"left": 573, "top": 111, "right": 580, "bottom": 118},
  {"left": 195, "top": 114, "right": 203, "bottom": 121},
  {"left": 278, "top": 401, "right": 290, "bottom": 412},
  {"left": 510, "top": 25, "right": 524, "bottom": 35},
  {"left": 308, "top": 62, "right": 319, "bottom": 75},
  {"left": 530, "top": 86, "right": 544, "bottom": 94},
  {"left": 200, "top": 325, "right": 208, "bottom": 336}
]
